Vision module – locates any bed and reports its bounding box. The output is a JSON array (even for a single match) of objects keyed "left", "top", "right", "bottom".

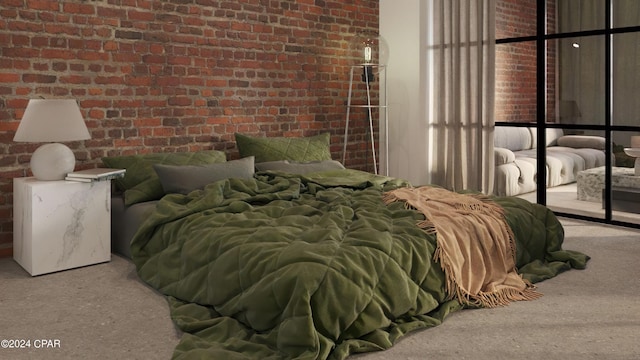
[{"left": 104, "top": 134, "right": 589, "bottom": 360}]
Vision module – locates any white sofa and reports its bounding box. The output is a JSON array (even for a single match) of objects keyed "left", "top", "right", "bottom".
[{"left": 493, "top": 127, "right": 607, "bottom": 197}]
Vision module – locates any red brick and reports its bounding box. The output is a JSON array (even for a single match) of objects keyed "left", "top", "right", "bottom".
[
  {"left": 0, "top": 73, "right": 19, "bottom": 83},
  {"left": 25, "top": 0, "right": 59, "bottom": 11}
]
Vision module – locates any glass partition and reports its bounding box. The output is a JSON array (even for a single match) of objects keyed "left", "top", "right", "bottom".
[
  {"left": 495, "top": 41, "right": 537, "bottom": 124},
  {"left": 545, "top": 129, "right": 607, "bottom": 218},
  {"left": 611, "top": 131, "right": 640, "bottom": 224},
  {"left": 612, "top": 32, "right": 640, "bottom": 126},
  {"left": 556, "top": 36, "right": 606, "bottom": 126},
  {"left": 613, "top": 0, "right": 640, "bottom": 28},
  {"left": 553, "top": 0, "right": 606, "bottom": 34},
  {"left": 496, "top": 0, "right": 640, "bottom": 227},
  {"left": 496, "top": 0, "right": 537, "bottom": 40}
]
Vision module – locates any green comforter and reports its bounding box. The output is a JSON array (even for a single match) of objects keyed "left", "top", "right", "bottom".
[{"left": 130, "top": 169, "right": 588, "bottom": 360}]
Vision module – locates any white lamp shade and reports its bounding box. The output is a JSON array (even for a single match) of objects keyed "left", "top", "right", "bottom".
[{"left": 14, "top": 99, "right": 90, "bottom": 142}]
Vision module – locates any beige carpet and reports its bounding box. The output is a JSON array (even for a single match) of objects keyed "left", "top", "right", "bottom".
[{"left": 1, "top": 218, "right": 639, "bottom": 360}]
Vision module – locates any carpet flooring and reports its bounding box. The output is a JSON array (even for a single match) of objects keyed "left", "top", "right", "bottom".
[{"left": 1, "top": 218, "right": 638, "bottom": 360}]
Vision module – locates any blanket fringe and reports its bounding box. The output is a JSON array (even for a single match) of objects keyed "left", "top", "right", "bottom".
[
  {"left": 385, "top": 187, "right": 542, "bottom": 308},
  {"left": 416, "top": 219, "right": 437, "bottom": 235},
  {"left": 434, "top": 244, "right": 541, "bottom": 308}
]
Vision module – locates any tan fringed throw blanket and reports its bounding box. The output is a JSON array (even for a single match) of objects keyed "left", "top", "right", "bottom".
[{"left": 383, "top": 186, "right": 541, "bottom": 308}]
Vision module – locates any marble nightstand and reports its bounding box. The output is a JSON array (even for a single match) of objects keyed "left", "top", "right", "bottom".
[{"left": 13, "top": 177, "right": 111, "bottom": 276}]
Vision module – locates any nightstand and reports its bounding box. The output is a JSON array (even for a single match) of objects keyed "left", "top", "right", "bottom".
[{"left": 13, "top": 177, "right": 111, "bottom": 276}]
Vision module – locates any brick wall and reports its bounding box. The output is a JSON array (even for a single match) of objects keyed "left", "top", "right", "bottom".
[{"left": 0, "top": 0, "right": 380, "bottom": 257}]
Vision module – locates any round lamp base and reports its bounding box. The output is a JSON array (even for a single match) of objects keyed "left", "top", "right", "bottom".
[{"left": 30, "top": 143, "right": 76, "bottom": 181}]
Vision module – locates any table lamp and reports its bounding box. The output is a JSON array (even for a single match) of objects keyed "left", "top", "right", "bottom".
[{"left": 13, "top": 99, "right": 90, "bottom": 181}]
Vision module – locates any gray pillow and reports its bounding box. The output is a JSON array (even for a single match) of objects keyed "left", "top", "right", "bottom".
[
  {"left": 102, "top": 150, "right": 227, "bottom": 206},
  {"left": 255, "top": 160, "right": 345, "bottom": 174},
  {"left": 154, "top": 156, "right": 255, "bottom": 195}
]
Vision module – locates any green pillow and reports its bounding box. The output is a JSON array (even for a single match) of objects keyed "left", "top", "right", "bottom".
[
  {"left": 153, "top": 156, "right": 255, "bottom": 195},
  {"left": 235, "top": 133, "right": 332, "bottom": 163},
  {"left": 102, "top": 150, "right": 226, "bottom": 206},
  {"left": 255, "top": 160, "right": 345, "bottom": 174}
]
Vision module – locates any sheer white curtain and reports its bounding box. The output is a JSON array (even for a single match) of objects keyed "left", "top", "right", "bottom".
[{"left": 426, "top": 0, "right": 496, "bottom": 193}]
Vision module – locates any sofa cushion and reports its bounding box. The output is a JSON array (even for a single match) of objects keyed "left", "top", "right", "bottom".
[
  {"left": 493, "top": 158, "right": 536, "bottom": 197},
  {"left": 557, "top": 135, "right": 605, "bottom": 150},
  {"left": 530, "top": 128, "right": 564, "bottom": 148},
  {"left": 494, "top": 127, "right": 532, "bottom": 151},
  {"left": 494, "top": 148, "right": 516, "bottom": 166},
  {"left": 544, "top": 150, "right": 585, "bottom": 186}
]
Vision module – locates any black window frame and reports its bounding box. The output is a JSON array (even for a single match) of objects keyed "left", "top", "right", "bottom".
[{"left": 495, "top": 0, "right": 640, "bottom": 229}]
